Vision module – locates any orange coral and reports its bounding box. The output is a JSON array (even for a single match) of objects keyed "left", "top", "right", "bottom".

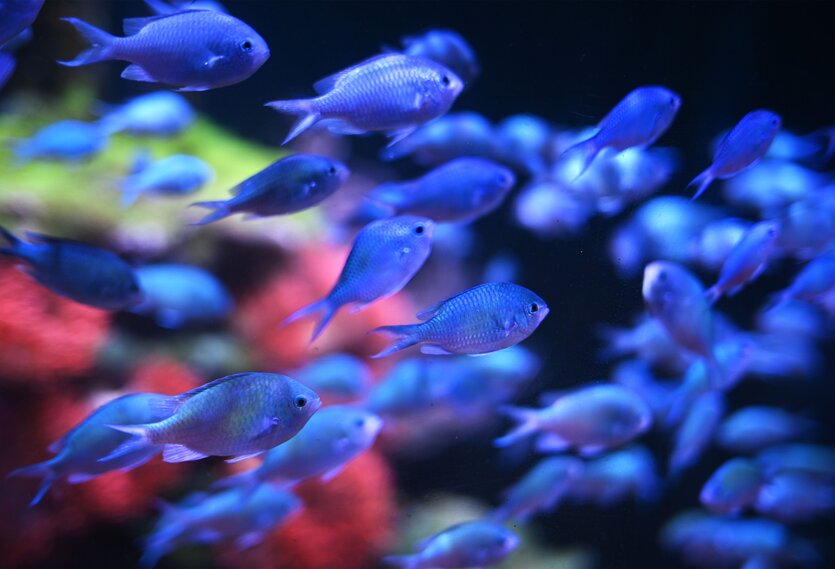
[
  {"left": 234, "top": 245, "right": 417, "bottom": 371},
  {"left": 216, "top": 450, "right": 396, "bottom": 569},
  {"left": 0, "top": 259, "right": 111, "bottom": 384}
]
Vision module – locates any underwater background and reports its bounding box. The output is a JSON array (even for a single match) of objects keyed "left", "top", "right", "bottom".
[{"left": 0, "top": 1, "right": 833, "bottom": 568}]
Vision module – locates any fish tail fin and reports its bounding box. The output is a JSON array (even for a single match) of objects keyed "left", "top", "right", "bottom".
[
  {"left": 265, "top": 99, "right": 320, "bottom": 144},
  {"left": 704, "top": 285, "right": 721, "bottom": 306},
  {"left": 211, "top": 470, "right": 259, "bottom": 493},
  {"left": 369, "top": 324, "right": 422, "bottom": 358},
  {"left": 381, "top": 554, "right": 419, "bottom": 569},
  {"left": 687, "top": 168, "right": 714, "bottom": 200},
  {"left": 493, "top": 405, "right": 540, "bottom": 448},
  {"left": 58, "top": 18, "right": 116, "bottom": 67},
  {"left": 562, "top": 136, "right": 602, "bottom": 180},
  {"left": 7, "top": 459, "right": 58, "bottom": 506},
  {"left": 190, "top": 200, "right": 232, "bottom": 225},
  {"left": 98, "top": 424, "right": 153, "bottom": 462},
  {"left": 281, "top": 298, "right": 338, "bottom": 342}
]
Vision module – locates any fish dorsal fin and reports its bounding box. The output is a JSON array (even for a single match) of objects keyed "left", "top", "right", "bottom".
[
  {"left": 313, "top": 54, "right": 395, "bottom": 95},
  {"left": 179, "top": 372, "right": 253, "bottom": 401},
  {"left": 147, "top": 394, "right": 185, "bottom": 417},
  {"left": 416, "top": 298, "right": 447, "bottom": 321},
  {"left": 123, "top": 15, "right": 171, "bottom": 36}
]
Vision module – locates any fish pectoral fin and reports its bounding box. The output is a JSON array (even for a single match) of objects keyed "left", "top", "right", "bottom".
[
  {"left": 121, "top": 64, "right": 156, "bottom": 83},
  {"left": 235, "top": 531, "right": 265, "bottom": 550},
  {"left": 225, "top": 451, "right": 263, "bottom": 464},
  {"left": 386, "top": 127, "right": 418, "bottom": 147},
  {"left": 205, "top": 54, "right": 224, "bottom": 68},
  {"left": 177, "top": 85, "right": 211, "bottom": 92},
  {"left": 67, "top": 472, "right": 96, "bottom": 484},
  {"left": 535, "top": 433, "right": 570, "bottom": 453},
  {"left": 162, "top": 444, "right": 208, "bottom": 463},
  {"left": 416, "top": 299, "right": 446, "bottom": 321},
  {"left": 420, "top": 345, "right": 454, "bottom": 356},
  {"left": 578, "top": 444, "right": 607, "bottom": 457},
  {"left": 320, "top": 465, "right": 346, "bottom": 483}
]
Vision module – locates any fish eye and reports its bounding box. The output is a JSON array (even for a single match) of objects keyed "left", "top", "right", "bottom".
[
  {"left": 414, "top": 225, "right": 425, "bottom": 235},
  {"left": 441, "top": 75, "right": 451, "bottom": 86},
  {"left": 530, "top": 302, "right": 539, "bottom": 313},
  {"left": 240, "top": 40, "right": 253, "bottom": 53},
  {"left": 771, "top": 119, "right": 779, "bottom": 126},
  {"left": 354, "top": 418, "right": 365, "bottom": 428},
  {"left": 658, "top": 271, "right": 667, "bottom": 282},
  {"left": 294, "top": 396, "right": 307, "bottom": 408},
  {"left": 328, "top": 166, "right": 336, "bottom": 174},
  {"left": 670, "top": 97, "right": 677, "bottom": 106}
]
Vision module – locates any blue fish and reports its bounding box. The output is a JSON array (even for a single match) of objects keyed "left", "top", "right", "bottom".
[
  {"left": 369, "top": 157, "right": 516, "bottom": 223},
  {"left": 723, "top": 159, "right": 827, "bottom": 215},
  {"left": 141, "top": 485, "right": 300, "bottom": 568},
  {"left": 512, "top": 179, "right": 593, "bottom": 238},
  {"left": 384, "top": 520, "right": 519, "bottom": 569},
  {"left": 494, "top": 114, "right": 552, "bottom": 174},
  {"left": 668, "top": 391, "right": 725, "bottom": 474},
  {"left": 717, "top": 407, "right": 814, "bottom": 454},
  {"left": 191, "top": 153, "right": 349, "bottom": 224},
  {"left": 491, "top": 456, "right": 584, "bottom": 522},
  {"left": 98, "top": 91, "right": 195, "bottom": 136},
  {"left": 293, "top": 353, "right": 373, "bottom": 401},
  {"left": 566, "top": 445, "right": 659, "bottom": 506},
  {"left": 7, "top": 393, "right": 174, "bottom": 506},
  {"left": 120, "top": 153, "right": 214, "bottom": 206},
  {"left": 0, "top": 227, "right": 142, "bottom": 310},
  {"left": 266, "top": 53, "right": 463, "bottom": 146},
  {"left": 399, "top": 29, "right": 480, "bottom": 85},
  {"left": 0, "top": 0, "right": 43, "bottom": 48},
  {"left": 0, "top": 52, "right": 14, "bottom": 91},
  {"left": 494, "top": 384, "right": 652, "bottom": 454},
  {"left": 214, "top": 406, "right": 383, "bottom": 491},
  {"left": 365, "top": 358, "right": 436, "bottom": 418},
  {"left": 774, "top": 252, "right": 835, "bottom": 305},
  {"left": 101, "top": 372, "right": 321, "bottom": 463},
  {"left": 700, "top": 458, "right": 763, "bottom": 515},
  {"left": 689, "top": 110, "right": 782, "bottom": 199},
  {"left": 756, "top": 444, "right": 835, "bottom": 481},
  {"left": 372, "top": 282, "right": 548, "bottom": 357},
  {"left": 754, "top": 472, "right": 835, "bottom": 523},
  {"left": 561, "top": 85, "right": 681, "bottom": 177},
  {"left": 131, "top": 263, "right": 233, "bottom": 329},
  {"left": 12, "top": 119, "right": 108, "bottom": 164},
  {"left": 705, "top": 220, "right": 781, "bottom": 303},
  {"left": 691, "top": 218, "right": 752, "bottom": 271},
  {"left": 145, "top": 0, "right": 226, "bottom": 15},
  {"left": 60, "top": 11, "right": 269, "bottom": 91},
  {"left": 285, "top": 216, "right": 434, "bottom": 341},
  {"left": 380, "top": 112, "right": 496, "bottom": 164}
]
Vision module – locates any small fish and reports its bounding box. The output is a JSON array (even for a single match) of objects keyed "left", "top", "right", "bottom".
[
  {"left": 668, "top": 391, "right": 725, "bottom": 475},
  {"left": 12, "top": 119, "right": 108, "bottom": 164},
  {"left": 723, "top": 160, "right": 826, "bottom": 215},
  {"left": 145, "top": 0, "right": 226, "bottom": 15},
  {"left": 293, "top": 353, "right": 373, "bottom": 402},
  {"left": 365, "top": 358, "right": 437, "bottom": 418},
  {"left": 494, "top": 114, "right": 552, "bottom": 174},
  {"left": 120, "top": 153, "right": 214, "bottom": 206},
  {"left": 7, "top": 393, "right": 174, "bottom": 506},
  {"left": 191, "top": 153, "right": 349, "bottom": 224},
  {"left": 642, "top": 261, "right": 716, "bottom": 365},
  {"left": 131, "top": 263, "right": 233, "bottom": 329},
  {"left": 705, "top": 220, "right": 781, "bottom": 303},
  {"left": 689, "top": 110, "right": 782, "bottom": 199},
  {"left": 0, "top": 227, "right": 142, "bottom": 310},
  {"left": 384, "top": 520, "right": 520, "bottom": 569},
  {"left": 773, "top": 252, "right": 835, "bottom": 305},
  {"left": 717, "top": 407, "right": 814, "bottom": 454},
  {"left": 141, "top": 485, "right": 300, "bottom": 568},
  {"left": 561, "top": 86, "right": 681, "bottom": 177},
  {"left": 60, "top": 11, "right": 269, "bottom": 91},
  {"left": 369, "top": 157, "right": 516, "bottom": 223},
  {"left": 494, "top": 384, "right": 652, "bottom": 453},
  {"left": 98, "top": 91, "right": 195, "bottom": 136},
  {"left": 512, "top": 180, "right": 593, "bottom": 237},
  {"left": 598, "top": 315, "right": 692, "bottom": 371},
  {"left": 756, "top": 444, "right": 835, "bottom": 482},
  {"left": 100, "top": 372, "right": 321, "bottom": 463},
  {"left": 372, "top": 282, "right": 549, "bottom": 358},
  {"left": 284, "top": 216, "right": 434, "bottom": 341},
  {"left": 690, "top": 218, "right": 751, "bottom": 270},
  {"left": 214, "top": 406, "right": 382, "bottom": 491},
  {"left": 700, "top": 457, "right": 764, "bottom": 515},
  {"left": 754, "top": 472, "right": 835, "bottom": 523},
  {"left": 0, "top": 0, "right": 43, "bottom": 48},
  {"left": 266, "top": 53, "right": 463, "bottom": 146},
  {"left": 566, "top": 445, "right": 659, "bottom": 506},
  {"left": 399, "top": 29, "right": 480, "bottom": 85},
  {"left": 491, "top": 456, "right": 584, "bottom": 522},
  {"left": 381, "top": 112, "right": 496, "bottom": 164}
]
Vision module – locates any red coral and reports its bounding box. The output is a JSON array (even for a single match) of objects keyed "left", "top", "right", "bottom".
[
  {"left": 217, "top": 450, "right": 396, "bottom": 569},
  {"left": 234, "top": 246, "right": 417, "bottom": 371},
  {"left": 0, "top": 259, "right": 111, "bottom": 384},
  {"left": 127, "top": 355, "right": 203, "bottom": 395}
]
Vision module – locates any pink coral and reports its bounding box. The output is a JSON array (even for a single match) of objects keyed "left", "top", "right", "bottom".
[{"left": 0, "top": 260, "right": 111, "bottom": 384}]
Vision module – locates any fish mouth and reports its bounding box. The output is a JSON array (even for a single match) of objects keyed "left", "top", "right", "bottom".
[{"left": 364, "top": 413, "right": 384, "bottom": 437}]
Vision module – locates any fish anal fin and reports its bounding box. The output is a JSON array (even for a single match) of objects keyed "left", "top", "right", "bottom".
[
  {"left": 162, "top": 444, "right": 208, "bottom": 463},
  {"left": 225, "top": 451, "right": 263, "bottom": 464},
  {"left": 420, "top": 345, "right": 454, "bottom": 356},
  {"left": 121, "top": 64, "right": 156, "bottom": 83}
]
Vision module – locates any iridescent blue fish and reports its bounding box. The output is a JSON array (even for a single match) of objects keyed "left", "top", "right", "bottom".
[
  {"left": 100, "top": 372, "right": 321, "bottom": 463},
  {"left": 717, "top": 407, "right": 814, "bottom": 454},
  {"left": 12, "top": 119, "right": 108, "bottom": 164},
  {"left": 669, "top": 391, "right": 725, "bottom": 474},
  {"left": 566, "top": 445, "right": 659, "bottom": 506},
  {"left": 98, "top": 91, "right": 195, "bottom": 136},
  {"left": 131, "top": 263, "right": 233, "bottom": 329},
  {"left": 773, "top": 252, "right": 835, "bottom": 305},
  {"left": 491, "top": 456, "right": 584, "bottom": 522},
  {"left": 384, "top": 520, "right": 519, "bottom": 569},
  {"left": 494, "top": 114, "right": 552, "bottom": 174},
  {"left": 192, "top": 153, "right": 349, "bottom": 224},
  {"left": 399, "top": 28, "right": 480, "bottom": 85},
  {"left": 266, "top": 53, "right": 463, "bottom": 146},
  {"left": 700, "top": 458, "right": 763, "bottom": 515},
  {"left": 689, "top": 110, "right": 782, "bottom": 199},
  {"left": 141, "top": 485, "right": 300, "bottom": 568},
  {"left": 284, "top": 216, "right": 434, "bottom": 341},
  {"left": 705, "top": 220, "right": 780, "bottom": 304},
  {"left": 372, "top": 282, "right": 548, "bottom": 358},
  {"left": 0, "top": 227, "right": 142, "bottom": 310},
  {"left": 293, "top": 353, "right": 373, "bottom": 402},
  {"left": 7, "top": 393, "right": 174, "bottom": 506},
  {"left": 754, "top": 472, "right": 835, "bottom": 523},
  {"left": 120, "top": 153, "right": 214, "bottom": 206},
  {"left": 369, "top": 157, "right": 516, "bottom": 223},
  {"left": 60, "top": 11, "right": 269, "bottom": 91},
  {"left": 380, "top": 112, "right": 496, "bottom": 164}
]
